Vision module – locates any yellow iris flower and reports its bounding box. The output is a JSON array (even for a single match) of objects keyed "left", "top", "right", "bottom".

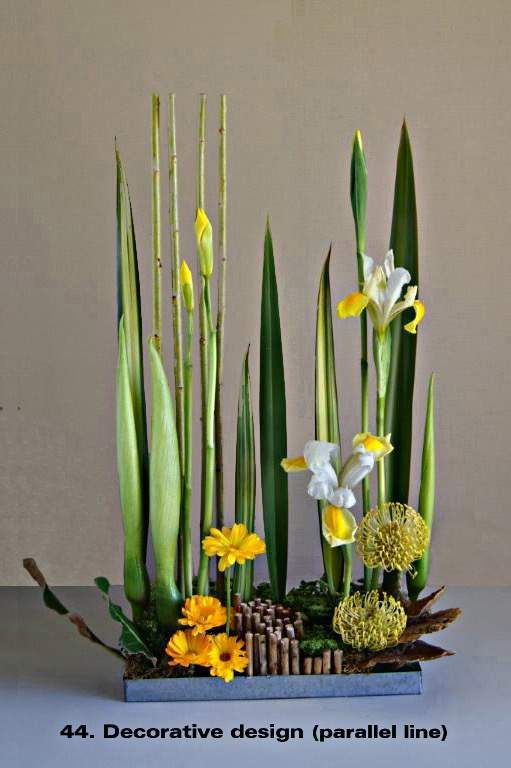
[
  {"left": 202, "top": 523, "right": 266, "bottom": 572},
  {"left": 178, "top": 595, "right": 227, "bottom": 636},
  {"left": 208, "top": 633, "right": 249, "bottom": 682},
  {"left": 194, "top": 208, "right": 213, "bottom": 278},
  {"left": 337, "top": 250, "right": 425, "bottom": 336},
  {"left": 165, "top": 630, "right": 212, "bottom": 667},
  {"left": 180, "top": 259, "right": 194, "bottom": 312}
]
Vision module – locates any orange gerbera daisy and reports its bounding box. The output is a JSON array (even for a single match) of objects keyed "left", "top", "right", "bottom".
[
  {"left": 208, "top": 633, "right": 248, "bottom": 682},
  {"left": 202, "top": 523, "right": 266, "bottom": 572},
  {"left": 165, "top": 630, "right": 212, "bottom": 668},
  {"left": 178, "top": 595, "right": 227, "bottom": 636}
]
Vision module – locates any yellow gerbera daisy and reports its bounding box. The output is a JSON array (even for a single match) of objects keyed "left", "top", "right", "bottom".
[
  {"left": 208, "top": 633, "right": 249, "bottom": 682},
  {"left": 165, "top": 630, "right": 212, "bottom": 668},
  {"left": 178, "top": 595, "right": 227, "bottom": 636},
  {"left": 202, "top": 523, "right": 266, "bottom": 572}
]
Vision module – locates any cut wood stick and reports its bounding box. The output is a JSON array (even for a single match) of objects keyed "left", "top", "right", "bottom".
[
  {"left": 245, "top": 632, "right": 253, "bottom": 676},
  {"left": 258, "top": 634, "right": 267, "bottom": 675},
  {"left": 234, "top": 613, "right": 243, "bottom": 636},
  {"left": 333, "top": 649, "right": 343, "bottom": 674},
  {"left": 313, "top": 657, "right": 323, "bottom": 675},
  {"left": 233, "top": 593, "right": 242, "bottom": 610},
  {"left": 253, "top": 633, "right": 260, "bottom": 675},
  {"left": 290, "top": 639, "right": 300, "bottom": 674},
  {"left": 280, "top": 638, "right": 290, "bottom": 675},
  {"left": 322, "top": 649, "right": 331, "bottom": 674},
  {"left": 286, "top": 624, "right": 295, "bottom": 640},
  {"left": 293, "top": 619, "right": 304, "bottom": 640},
  {"left": 269, "top": 633, "right": 278, "bottom": 675},
  {"left": 304, "top": 657, "right": 312, "bottom": 675}
]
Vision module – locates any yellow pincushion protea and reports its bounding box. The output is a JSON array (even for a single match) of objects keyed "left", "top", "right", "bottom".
[
  {"left": 178, "top": 595, "right": 227, "bottom": 636},
  {"left": 165, "top": 630, "right": 212, "bottom": 667},
  {"left": 202, "top": 523, "right": 266, "bottom": 572},
  {"left": 333, "top": 590, "right": 406, "bottom": 651},
  {"left": 355, "top": 502, "right": 430, "bottom": 573},
  {"left": 208, "top": 633, "right": 249, "bottom": 682}
]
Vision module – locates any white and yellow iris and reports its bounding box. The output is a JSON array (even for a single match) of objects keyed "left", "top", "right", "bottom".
[
  {"left": 281, "top": 435, "right": 387, "bottom": 548},
  {"left": 337, "top": 250, "right": 425, "bottom": 337}
]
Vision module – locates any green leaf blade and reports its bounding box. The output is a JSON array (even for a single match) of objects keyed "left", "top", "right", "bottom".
[
  {"left": 148, "top": 336, "right": 182, "bottom": 631},
  {"left": 385, "top": 121, "right": 419, "bottom": 505},
  {"left": 95, "top": 576, "right": 154, "bottom": 659},
  {"left": 234, "top": 347, "right": 256, "bottom": 600},
  {"left": 315, "top": 250, "right": 343, "bottom": 594},
  {"left": 259, "top": 223, "right": 288, "bottom": 603},
  {"left": 407, "top": 374, "right": 436, "bottom": 600},
  {"left": 116, "top": 149, "right": 149, "bottom": 555},
  {"left": 117, "top": 319, "right": 150, "bottom": 615}
]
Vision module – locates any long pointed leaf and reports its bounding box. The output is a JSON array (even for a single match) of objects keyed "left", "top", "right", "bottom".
[
  {"left": 259, "top": 222, "right": 288, "bottom": 602},
  {"left": 407, "top": 374, "right": 435, "bottom": 599},
  {"left": 315, "top": 249, "right": 343, "bottom": 593},
  {"left": 148, "top": 337, "right": 182, "bottom": 631},
  {"left": 385, "top": 121, "right": 419, "bottom": 504},
  {"left": 117, "top": 318, "right": 150, "bottom": 615},
  {"left": 116, "top": 149, "right": 149, "bottom": 555},
  {"left": 234, "top": 347, "right": 256, "bottom": 600}
]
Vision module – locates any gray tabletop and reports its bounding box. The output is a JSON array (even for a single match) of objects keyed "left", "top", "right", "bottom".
[{"left": 3, "top": 585, "right": 509, "bottom": 766}]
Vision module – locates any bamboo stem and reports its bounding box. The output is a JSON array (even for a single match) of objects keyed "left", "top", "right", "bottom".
[
  {"left": 168, "top": 95, "right": 185, "bottom": 471},
  {"left": 215, "top": 95, "right": 227, "bottom": 596},
  {"left": 196, "top": 95, "right": 210, "bottom": 593},
  {"left": 215, "top": 95, "right": 227, "bottom": 524},
  {"left": 151, "top": 94, "right": 162, "bottom": 354}
]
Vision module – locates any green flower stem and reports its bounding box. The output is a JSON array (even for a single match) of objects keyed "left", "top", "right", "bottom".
[
  {"left": 371, "top": 330, "right": 392, "bottom": 590},
  {"left": 197, "top": 278, "right": 217, "bottom": 595},
  {"left": 342, "top": 543, "right": 352, "bottom": 599},
  {"left": 151, "top": 94, "right": 162, "bottom": 355},
  {"left": 350, "top": 131, "right": 371, "bottom": 592},
  {"left": 225, "top": 567, "right": 231, "bottom": 636},
  {"left": 181, "top": 309, "right": 194, "bottom": 598}
]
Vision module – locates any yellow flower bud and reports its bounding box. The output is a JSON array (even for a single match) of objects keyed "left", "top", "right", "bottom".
[
  {"left": 180, "top": 260, "right": 194, "bottom": 312},
  {"left": 194, "top": 208, "right": 213, "bottom": 278}
]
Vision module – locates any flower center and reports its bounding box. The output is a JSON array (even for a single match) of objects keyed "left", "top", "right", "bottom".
[{"left": 220, "top": 652, "right": 231, "bottom": 662}]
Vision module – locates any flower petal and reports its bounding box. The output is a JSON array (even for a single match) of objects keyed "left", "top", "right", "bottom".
[
  {"left": 383, "top": 267, "right": 411, "bottom": 317},
  {"left": 352, "top": 432, "right": 393, "bottom": 460},
  {"left": 337, "top": 292, "right": 369, "bottom": 319},
  {"left": 404, "top": 299, "right": 426, "bottom": 334},
  {"left": 307, "top": 465, "right": 338, "bottom": 500},
  {"left": 339, "top": 445, "right": 375, "bottom": 488},
  {"left": 322, "top": 506, "right": 358, "bottom": 547},
  {"left": 383, "top": 249, "right": 395, "bottom": 278},
  {"left": 327, "top": 486, "right": 356, "bottom": 509},
  {"left": 281, "top": 455, "right": 308, "bottom": 472},
  {"left": 303, "top": 440, "right": 339, "bottom": 469},
  {"left": 361, "top": 252, "right": 375, "bottom": 282}
]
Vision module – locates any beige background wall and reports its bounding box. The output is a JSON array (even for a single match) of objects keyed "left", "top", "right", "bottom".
[{"left": 3, "top": 0, "right": 511, "bottom": 586}]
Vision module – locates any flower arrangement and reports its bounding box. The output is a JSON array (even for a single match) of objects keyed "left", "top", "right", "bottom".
[{"left": 23, "top": 94, "right": 460, "bottom": 696}]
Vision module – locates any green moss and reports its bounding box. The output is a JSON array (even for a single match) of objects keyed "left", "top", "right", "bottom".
[
  {"left": 285, "top": 579, "right": 338, "bottom": 625},
  {"left": 300, "top": 637, "right": 340, "bottom": 657}
]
